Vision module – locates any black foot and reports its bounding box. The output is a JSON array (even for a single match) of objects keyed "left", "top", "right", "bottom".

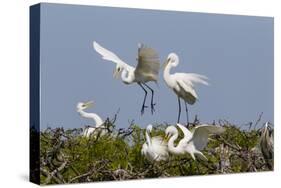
[
  {"left": 150, "top": 103, "right": 156, "bottom": 114},
  {"left": 141, "top": 105, "right": 148, "bottom": 115},
  {"left": 186, "top": 122, "right": 190, "bottom": 129}
]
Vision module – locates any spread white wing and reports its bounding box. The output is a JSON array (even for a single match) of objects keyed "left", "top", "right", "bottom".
[
  {"left": 93, "top": 41, "right": 127, "bottom": 66},
  {"left": 176, "top": 80, "right": 198, "bottom": 104},
  {"left": 191, "top": 124, "right": 225, "bottom": 150},
  {"left": 174, "top": 73, "right": 208, "bottom": 104},
  {"left": 176, "top": 73, "right": 209, "bottom": 87},
  {"left": 134, "top": 44, "right": 160, "bottom": 82},
  {"left": 176, "top": 123, "right": 192, "bottom": 141}
]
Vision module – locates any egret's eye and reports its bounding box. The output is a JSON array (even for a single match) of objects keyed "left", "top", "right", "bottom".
[
  {"left": 117, "top": 67, "right": 121, "bottom": 72},
  {"left": 82, "top": 104, "right": 86, "bottom": 107}
]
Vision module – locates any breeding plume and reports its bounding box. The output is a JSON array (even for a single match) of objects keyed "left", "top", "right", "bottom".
[
  {"left": 93, "top": 41, "right": 160, "bottom": 115},
  {"left": 165, "top": 123, "right": 224, "bottom": 160},
  {"left": 259, "top": 122, "right": 274, "bottom": 169},
  {"left": 141, "top": 124, "right": 169, "bottom": 162},
  {"left": 163, "top": 53, "right": 208, "bottom": 126},
  {"left": 76, "top": 101, "right": 106, "bottom": 137}
]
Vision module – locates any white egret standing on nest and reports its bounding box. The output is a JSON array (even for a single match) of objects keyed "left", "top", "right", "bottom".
[
  {"left": 165, "top": 123, "right": 224, "bottom": 160},
  {"left": 76, "top": 101, "right": 106, "bottom": 137},
  {"left": 93, "top": 41, "right": 160, "bottom": 115},
  {"left": 259, "top": 122, "right": 274, "bottom": 169},
  {"left": 141, "top": 124, "right": 169, "bottom": 162},
  {"left": 163, "top": 53, "right": 208, "bottom": 126}
]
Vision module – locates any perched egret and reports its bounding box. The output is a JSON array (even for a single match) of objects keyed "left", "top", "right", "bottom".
[
  {"left": 76, "top": 101, "right": 106, "bottom": 137},
  {"left": 165, "top": 123, "right": 224, "bottom": 161},
  {"left": 141, "top": 124, "right": 169, "bottom": 162},
  {"left": 93, "top": 41, "right": 160, "bottom": 115},
  {"left": 259, "top": 122, "right": 274, "bottom": 169},
  {"left": 163, "top": 53, "right": 208, "bottom": 126}
]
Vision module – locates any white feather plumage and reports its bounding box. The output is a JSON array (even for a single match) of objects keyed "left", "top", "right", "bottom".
[
  {"left": 141, "top": 125, "right": 169, "bottom": 162},
  {"left": 165, "top": 124, "right": 225, "bottom": 161}
]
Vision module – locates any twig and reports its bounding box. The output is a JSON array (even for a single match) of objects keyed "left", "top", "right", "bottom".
[
  {"left": 254, "top": 112, "right": 263, "bottom": 130},
  {"left": 217, "top": 135, "right": 241, "bottom": 151}
]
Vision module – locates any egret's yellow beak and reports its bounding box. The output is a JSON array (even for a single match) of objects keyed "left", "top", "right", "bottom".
[
  {"left": 162, "top": 59, "right": 170, "bottom": 69},
  {"left": 84, "top": 101, "right": 94, "bottom": 109}
]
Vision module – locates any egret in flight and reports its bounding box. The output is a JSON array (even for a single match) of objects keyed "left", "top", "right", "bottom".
[
  {"left": 165, "top": 123, "right": 224, "bottom": 161},
  {"left": 163, "top": 53, "right": 208, "bottom": 126},
  {"left": 141, "top": 124, "right": 169, "bottom": 162},
  {"left": 93, "top": 41, "right": 160, "bottom": 115},
  {"left": 76, "top": 101, "right": 106, "bottom": 137}
]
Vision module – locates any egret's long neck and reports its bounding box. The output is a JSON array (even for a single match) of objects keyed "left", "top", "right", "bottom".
[
  {"left": 78, "top": 109, "right": 103, "bottom": 127},
  {"left": 168, "top": 132, "right": 184, "bottom": 154},
  {"left": 121, "top": 66, "right": 135, "bottom": 84},
  {"left": 163, "top": 64, "right": 173, "bottom": 83},
  {"left": 145, "top": 129, "right": 152, "bottom": 146}
]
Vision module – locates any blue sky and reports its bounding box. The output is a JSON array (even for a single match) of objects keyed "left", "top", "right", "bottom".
[{"left": 39, "top": 3, "right": 274, "bottom": 130}]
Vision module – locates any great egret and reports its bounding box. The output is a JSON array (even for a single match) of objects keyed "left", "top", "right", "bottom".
[
  {"left": 259, "top": 122, "right": 274, "bottom": 169},
  {"left": 163, "top": 53, "right": 208, "bottom": 126},
  {"left": 141, "top": 124, "right": 169, "bottom": 162},
  {"left": 165, "top": 123, "right": 224, "bottom": 160},
  {"left": 93, "top": 41, "right": 160, "bottom": 115},
  {"left": 76, "top": 101, "right": 106, "bottom": 137}
]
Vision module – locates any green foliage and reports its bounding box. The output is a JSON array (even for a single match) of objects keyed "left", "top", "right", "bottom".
[{"left": 39, "top": 121, "right": 272, "bottom": 185}]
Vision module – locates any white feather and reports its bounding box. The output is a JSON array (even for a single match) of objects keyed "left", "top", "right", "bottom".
[
  {"left": 93, "top": 41, "right": 160, "bottom": 115},
  {"left": 141, "top": 125, "right": 169, "bottom": 162},
  {"left": 166, "top": 124, "right": 224, "bottom": 161},
  {"left": 93, "top": 41, "right": 126, "bottom": 66},
  {"left": 163, "top": 53, "right": 208, "bottom": 105},
  {"left": 176, "top": 73, "right": 209, "bottom": 87},
  {"left": 77, "top": 101, "right": 106, "bottom": 138}
]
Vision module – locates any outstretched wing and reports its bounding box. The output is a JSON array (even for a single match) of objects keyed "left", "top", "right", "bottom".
[
  {"left": 180, "top": 73, "right": 209, "bottom": 86},
  {"left": 93, "top": 41, "right": 127, "bottom": 65},
  {"left": 191, "top": 125, "right": 225, "bottom": 150},
  {"left": 176, "top": 80, "right": 198, "bottom": 104},
  {"left": 174, "top": 73, "right": 208, "bottom": 104},
  {"left": 176, "top": 123, "right": 192, "bottom": 141},
  {"left": 134, "top": 44, "right": 160, "bottom": 82}
]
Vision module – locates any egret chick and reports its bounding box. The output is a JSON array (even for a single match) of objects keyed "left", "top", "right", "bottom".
[{"left": 141, "top": 124, "right": 169, "bottom": 162}]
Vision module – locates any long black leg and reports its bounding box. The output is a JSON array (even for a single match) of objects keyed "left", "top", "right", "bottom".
[
  {"left": 143, "top": 83, "right": 156, "bottom": 114},
  {"left": 177, "top": 97, "right": 181, "bottom": 123},
  {"left": 138, "top": 83, "right": 148, "bottom": 115},
  {"left": 184, "top": 102, "right": 189, "bottom": 128}
]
